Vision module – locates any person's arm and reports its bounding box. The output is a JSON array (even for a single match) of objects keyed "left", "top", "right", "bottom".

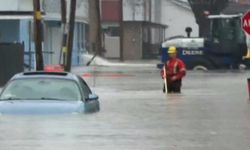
[{"left": 161, "top": 64, "right": 166, "bottom": 78}]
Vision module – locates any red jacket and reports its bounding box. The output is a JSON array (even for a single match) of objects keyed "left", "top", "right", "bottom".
[{"left": 161, "top": 58, "right": 186, "bottom": 80}]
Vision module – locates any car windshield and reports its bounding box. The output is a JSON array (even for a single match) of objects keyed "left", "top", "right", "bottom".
[{"left": 0, "top": 78, "right": 82, "bottom": 101}]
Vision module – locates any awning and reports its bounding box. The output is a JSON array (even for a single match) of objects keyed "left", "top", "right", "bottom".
[
  {"left": 0, "top": 15, "right": 33, "bottom": 20},
  {"left": 0, "top": 15, "right": 88, "bottom": 24}
]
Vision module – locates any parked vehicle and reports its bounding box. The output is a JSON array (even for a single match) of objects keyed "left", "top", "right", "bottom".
[
  {"left": 158, "top": 14, "right": 250, "bottom": 70},
  {"left": 0, "top": 72, "right": 100, "bottom": 114}
]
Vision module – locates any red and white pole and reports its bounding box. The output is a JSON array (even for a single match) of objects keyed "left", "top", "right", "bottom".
[
  {"left": 163, "top": 65, "right": 168, "bottom": 97},
  {"left": 248, "top": 78, "right": 250, "bottom": 99}
]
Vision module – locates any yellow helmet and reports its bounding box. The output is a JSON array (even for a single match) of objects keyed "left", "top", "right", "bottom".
[{"left": 168, "top": 46, "right": 177, "bottom": 54}]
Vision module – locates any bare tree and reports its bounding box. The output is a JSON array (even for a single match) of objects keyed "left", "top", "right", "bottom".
[{"left": 188, "top": 0, "right": 229, "bottom": 37}]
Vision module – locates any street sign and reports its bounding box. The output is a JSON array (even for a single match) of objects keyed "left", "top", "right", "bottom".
[{"left": 242, "top": 11, "right": 250, "bottom": 35}]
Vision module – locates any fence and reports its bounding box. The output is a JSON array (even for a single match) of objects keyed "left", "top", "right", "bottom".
[{"left": 0, "top": 43, "right": 24, "bottom": 86}]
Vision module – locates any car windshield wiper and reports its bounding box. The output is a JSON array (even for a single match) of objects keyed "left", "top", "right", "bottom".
[
  {"left": 40, "top": 97, "right": 65, "bottom": 101},
  {"left": 0, "top": 97, "right": 23, "bottom": 100}
]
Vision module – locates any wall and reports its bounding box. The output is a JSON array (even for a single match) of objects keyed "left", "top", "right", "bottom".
[
  {"left": 151, "top": 0, "right": 162, "bottom": 23},
  {"left": 43, "top": 0, "right": 88, "bottom": 23},
  {"left": 18, "top": 0, "right": 34, "bottom": 11},
  {"left": 0, "top": 0, "right": 40, "bottom": 11},
  {"left": 0, "top": 0, "right": 21, "bottom": 11},
  {"left": 0, "top": 20, "right": 19, "bottom": 42},
  {"left": 161, "top": 0, "right": 198, "bottom": 39},
  {"left": 101, "top": 0, "right": 120, "bottom": 22}
]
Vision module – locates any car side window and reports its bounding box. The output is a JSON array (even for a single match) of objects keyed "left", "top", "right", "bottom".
[{"left": 77, "top": 76, "right": 92, "bottom": 99}]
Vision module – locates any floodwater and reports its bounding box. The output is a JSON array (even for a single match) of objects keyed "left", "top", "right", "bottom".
[{"left": 1, "top": 66, "right": 250, "bottom": 150}]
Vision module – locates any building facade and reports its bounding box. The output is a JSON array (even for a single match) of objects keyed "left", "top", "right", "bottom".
[{"left": 101, "top": 0, "right": 166, "bottom": 60}]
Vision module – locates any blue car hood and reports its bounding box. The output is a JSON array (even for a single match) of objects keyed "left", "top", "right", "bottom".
[{"left": 0, "top": 100, "right": 85, "bottom": 115}]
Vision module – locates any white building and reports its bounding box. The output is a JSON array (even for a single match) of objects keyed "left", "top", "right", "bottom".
[
  {"left": 161, "top": 0, "right": 199, "bottom": 39},
  {"left": 0, "top": 0, "right": 89, "bottom": 67}
]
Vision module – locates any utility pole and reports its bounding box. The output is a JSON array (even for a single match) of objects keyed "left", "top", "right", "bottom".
[
  {"left": 119, "top": 0, "right": 124, "bottom": 61},
  {"left": 33, "top": 0, "right": 44, "bottom": 70},
  {"left": 60, "top": 0, "right": 68, "bottom": 67},
  {"left": 65, "top": 0, "right": 76, "bottom": 72}
]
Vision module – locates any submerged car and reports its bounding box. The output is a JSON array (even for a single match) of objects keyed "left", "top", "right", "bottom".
[{"left": 0, "top": 72, "right": 100, "bottom": 114}]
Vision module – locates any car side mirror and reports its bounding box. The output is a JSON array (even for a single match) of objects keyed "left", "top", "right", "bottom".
[{"left": 86, "top": 93, "right": 99, "bottom": 101}]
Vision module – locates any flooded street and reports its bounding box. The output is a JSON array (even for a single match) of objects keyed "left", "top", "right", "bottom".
[
  {"left": 0, "top": 0, "right": 248, "bottom": 149},
  {"left": 1, "top": 66, "right": 250, "bottom": 150}
]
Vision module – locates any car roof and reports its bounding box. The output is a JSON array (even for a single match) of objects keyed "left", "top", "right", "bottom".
[{"left": 11, "top": 72, "right": 79, "bottom": 81}]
